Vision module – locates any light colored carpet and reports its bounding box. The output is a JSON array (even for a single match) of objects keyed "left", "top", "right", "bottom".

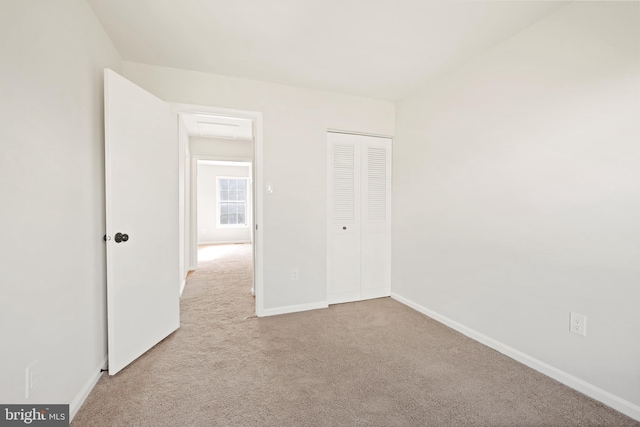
[{"left": 73, "top": 243, "right": 639, "bottom": 426}]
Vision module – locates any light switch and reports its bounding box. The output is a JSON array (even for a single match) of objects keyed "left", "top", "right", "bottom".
[{"left": 266, "top": 183, "right": 274, "bottom": 193}]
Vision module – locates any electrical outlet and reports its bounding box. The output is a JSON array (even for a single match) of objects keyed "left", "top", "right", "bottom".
[
  {"left": 570, "top": 312, "right": 587, "bottom": 337},
  {"left": 291, "top": 268, "right": 299, "bottom": 281}
]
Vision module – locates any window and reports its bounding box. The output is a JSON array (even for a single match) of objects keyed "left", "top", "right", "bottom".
[{"left": 218, "top": 177, "right": 248, "bottom": 227}]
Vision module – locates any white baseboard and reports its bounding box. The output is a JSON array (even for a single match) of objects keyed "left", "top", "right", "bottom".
[
  {"left": 390, "top": 292, "right": 640, "bottom": 422},
  {"left": 69, "top": 355, "right": 107, "bottom": 422},
  {"left": 180, "top": 278, "right": 186, "bottom": 297},
  {"left": 261, "top": 301, "right": 328, "bottom": 317}
]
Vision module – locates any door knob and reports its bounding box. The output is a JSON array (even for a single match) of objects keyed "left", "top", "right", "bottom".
[
  {"left": 343, "top": 226, "right": 347, "bottom": 230},
  {"left": 114, "top": 232, "right": 129, "bottom": 243}
]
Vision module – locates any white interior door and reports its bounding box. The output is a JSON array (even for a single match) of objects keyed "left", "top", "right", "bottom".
[
  {"left": 104, "top": 69, "right": 180, "bottom": 375},
  {"left": 360, "top": 139, "right": 392, "bottom": 299},
  {"left": 328, "top": 137, "right": 361, "bottom": 304}
]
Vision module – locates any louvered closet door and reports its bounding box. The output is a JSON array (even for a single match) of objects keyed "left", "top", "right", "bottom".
[
  {"left": 327, "top": 132, "right": 391, "bottom": 304},
  {"left": 360, "top": 137, "right": 392, "bottom": 299},
  {"left": 327, "top": 133, "right": 361, "bottom": 304}
]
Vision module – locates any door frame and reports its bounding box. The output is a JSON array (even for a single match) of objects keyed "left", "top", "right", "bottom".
[{"left": 170, "top": 102, "right": 265, "bottom": 317}]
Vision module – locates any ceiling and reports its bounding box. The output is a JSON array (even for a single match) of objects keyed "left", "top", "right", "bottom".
[
  {"left": 181, "top": 113, "right": 253, "bottom": 140},
  {"left": 87, "top": 0, "right": 568, "bottom": 101}
]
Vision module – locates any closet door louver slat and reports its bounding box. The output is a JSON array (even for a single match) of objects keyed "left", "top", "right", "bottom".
[
  {"left": 332, "top": 144, "right": 356, "bottom": 222},
  {"left": 366, "top": 146, "right": 388, "bottom": 222}
]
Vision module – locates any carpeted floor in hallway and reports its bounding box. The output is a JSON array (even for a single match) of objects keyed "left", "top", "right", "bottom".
[{"left": 72, "top": 243, "right": 639, "bottom": 426}]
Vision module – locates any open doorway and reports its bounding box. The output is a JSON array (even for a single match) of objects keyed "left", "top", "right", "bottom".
[
  {"left": 195, "top": 160, "right": 254, "bottom": 296},
  {"left": 172, "top": 103, "right": 264, "bottom": 317}
]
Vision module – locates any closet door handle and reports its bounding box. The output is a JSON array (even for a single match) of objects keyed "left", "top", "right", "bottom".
[{"left": 342, "top": 226, "right": 347, "bottom": 230}]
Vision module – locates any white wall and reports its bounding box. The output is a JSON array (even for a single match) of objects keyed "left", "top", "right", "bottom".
[
  {"left": 123, "top": 62, "right": 395, "bottom": 311},
  {"left": 393, "top": 1, "right": 640, "bottom": 418},
  {"left": 0, "top": 0, "right": 121, "bottom": 416},
  {"left": 190, "top": 137, "right": 253, "bottom": 159},
  {"left": 197, "top": 163, "right": 252, "bottom": 244}
]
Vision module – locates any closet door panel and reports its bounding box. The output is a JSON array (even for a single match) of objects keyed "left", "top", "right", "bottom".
[
  {"left": 328, "top": 227, "right": 361, "bottom": 304},
  {"left": 361, "top": 139, "right": 392, "bottom": 298},
  {"left": 327, "top": 134, "right": 361, "bottom": 304}
]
